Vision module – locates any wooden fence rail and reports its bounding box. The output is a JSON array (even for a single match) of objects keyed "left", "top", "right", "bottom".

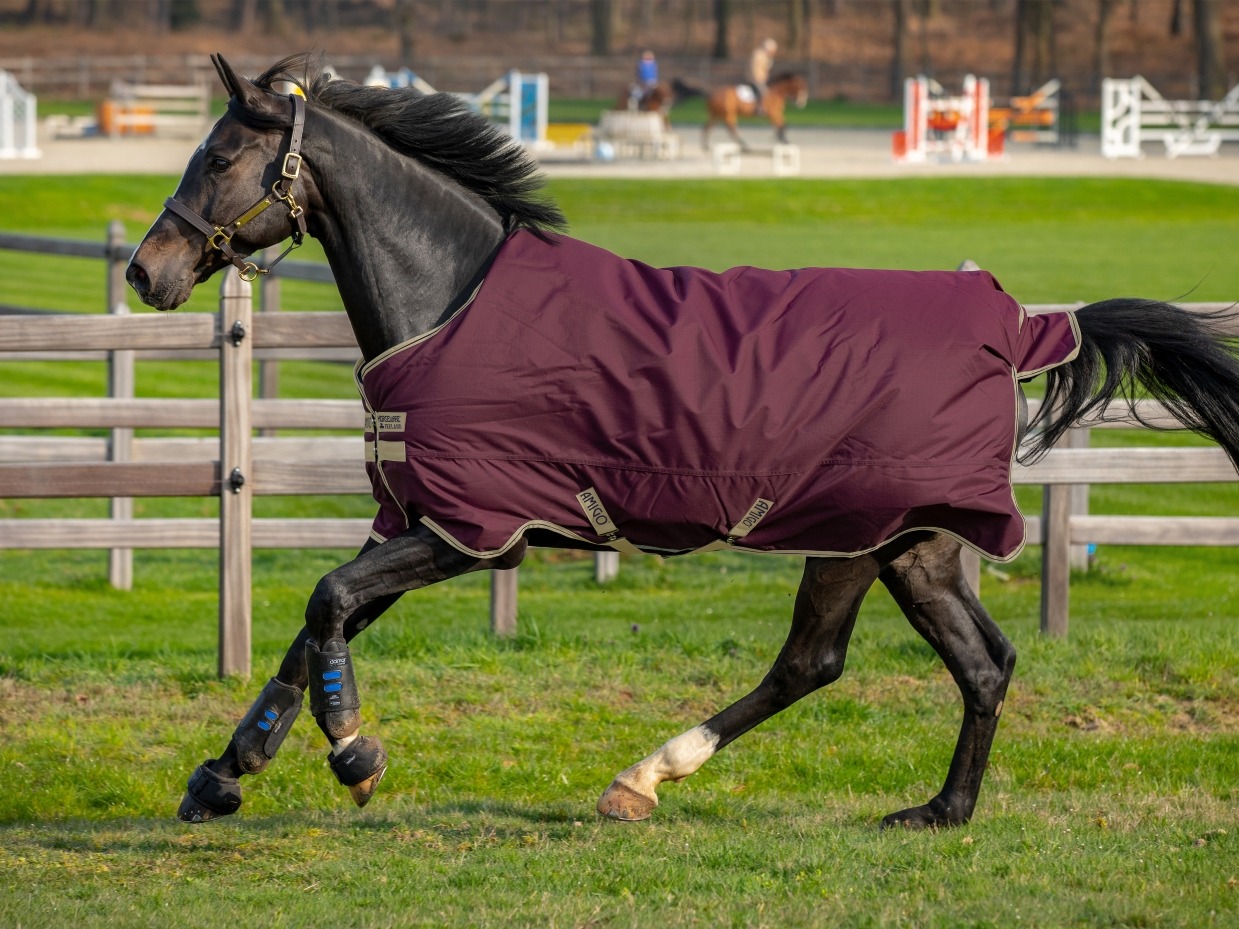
[{"left": 3, "top": 228, "right": 1238, "bottom": 674}]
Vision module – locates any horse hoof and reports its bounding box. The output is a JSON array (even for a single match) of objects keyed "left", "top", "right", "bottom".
[
  {"left": 178, "top": 760, "right": 242, "bottom": 823},
  {"left": 328, "top": 735, "right": 389, "bottom": 808},
  {"left": 596, "top": 779, "right": 656, "bottom": 822},
  {"left": 347, "top": 765, "right": 387, "bottom": 808},
  {"left": 880, "top": 801, "right": 968, "bottom": 831}
]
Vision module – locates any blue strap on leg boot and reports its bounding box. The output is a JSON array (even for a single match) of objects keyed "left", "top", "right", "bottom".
[
  {"left": 306, "top": 637, "right": 387, "bottom": 806},
  {"left": 178, "top": 759, "right": 243, "bottom": 823},
  {"left": 306, "top": 637, "right": 361, "bottom": 739},
  {"left": 230, "top": 677, "right": 303, "bottom": 775}
]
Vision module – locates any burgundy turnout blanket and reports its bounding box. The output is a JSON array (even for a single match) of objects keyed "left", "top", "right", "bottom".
[{"left": 358, "top": 231, "right": 1079, "bottom": 561}]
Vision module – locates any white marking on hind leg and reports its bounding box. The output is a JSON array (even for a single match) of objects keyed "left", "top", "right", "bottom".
[
  {"left": 613, "top": 725, "right": 720, "bottom": 800},
  {"left": 330, "top": 732, "right": 358, "bottom": 756}
]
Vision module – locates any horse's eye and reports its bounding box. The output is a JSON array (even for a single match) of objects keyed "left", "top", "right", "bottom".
[{"left": 208, "top": 156, "right": 231, "bottom": 173}]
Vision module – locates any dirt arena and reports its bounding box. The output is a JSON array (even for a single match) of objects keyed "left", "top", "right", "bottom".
[{"left": 3, "top": 120, "right": 1236, "bottom": 186}]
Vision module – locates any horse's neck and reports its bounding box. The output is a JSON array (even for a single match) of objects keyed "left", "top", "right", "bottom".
[{"left": 303, "top": 113, "right": 507, "bottom": 360}]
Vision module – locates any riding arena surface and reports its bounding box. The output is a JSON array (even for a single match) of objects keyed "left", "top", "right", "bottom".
[{"left": 6, "top": 122, "right": 1238, "bottom": 186}]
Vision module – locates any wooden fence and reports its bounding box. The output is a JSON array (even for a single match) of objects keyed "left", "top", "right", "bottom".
[{"left": 2, "top": 228, "right": 1238, "bottom": 677}]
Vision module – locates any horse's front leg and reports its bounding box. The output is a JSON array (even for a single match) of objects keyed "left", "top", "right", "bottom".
[{"left": 178, "top": 525, "right": 524, "bottom": 822}]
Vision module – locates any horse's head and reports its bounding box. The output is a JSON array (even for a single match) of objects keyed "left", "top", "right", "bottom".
[
  {"left": 127, "top": 55, "right": 311, "bottom": 311},
  {"left": 772, "top": 73, "right": 809, "bottom": 109}
]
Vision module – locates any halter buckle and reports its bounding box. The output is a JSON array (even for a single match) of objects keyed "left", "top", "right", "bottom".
[
  {"left": 209, "top": 229, "right": 232, "bottom": 250},
  {"left": 281, "top": 152, "right": 303, "bottom": 180}
]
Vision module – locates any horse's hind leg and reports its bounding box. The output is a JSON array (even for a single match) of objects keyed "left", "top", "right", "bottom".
[
  {"left": 598, "top": 546, "right": 894, "bottom": 821},
  {"left": 878, "top": 533, "right": 1016, "bottom": 829}
]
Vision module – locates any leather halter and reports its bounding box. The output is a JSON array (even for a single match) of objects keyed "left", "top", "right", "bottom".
[{"left": 163, "top": 93, "right": 308, "bottom": 282}]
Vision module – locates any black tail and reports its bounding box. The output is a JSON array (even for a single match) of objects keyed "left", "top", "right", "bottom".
[
  {"left": 1019, "top": 298, "right": 1239, "bottom": 467},
  {"left": 672, "top": 77, "right": 705, "bottom": 102}
]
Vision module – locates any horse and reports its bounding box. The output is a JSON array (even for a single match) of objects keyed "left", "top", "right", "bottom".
[
  {"left": 127, "top": 54, "right": 1239, "bottom": 830},
  {"left": 615, "top": 80, "right": 677, "bottom": 126},
  {"left": 702, "top": 71, "right": 808, "bottom": 148}
]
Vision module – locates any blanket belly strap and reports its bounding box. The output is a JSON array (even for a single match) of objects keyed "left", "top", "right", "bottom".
[{"left": 690, "top": 497, "right": 776, "bottom": 554}]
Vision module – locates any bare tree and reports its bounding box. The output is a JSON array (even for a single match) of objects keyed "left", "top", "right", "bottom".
[
  {"left": 712, "top": 0, "right": 731, "bottom": 60},
  {"left": 1095, "top": 0, "right": 1117, "bottom": 91},
  {"left": 1194, "top": 0, "right": 1227, "bottom": 99},
  {"left": 891, "top": 0, "right": 911, "bottom": 100},
  {"left": 591, "top": 0, "right": 613, "bottom": 56},
  {"left": 1012, "top": 0, "right": 1056, "bottom": 94},
  {"left": 147, "top": 0, "right": 171, "bottom": 31},
  {"left": 789, "top": 0, "right": 804, "bottom": 55},
  {"left": 229, "top": 0, "right": 256, "bottom": 32},
  {"left": 265, "top": 0, "right": 287, "bottom": 36},
  {"left": 396, "top": 0, "right": 417, "bottom": 65}
]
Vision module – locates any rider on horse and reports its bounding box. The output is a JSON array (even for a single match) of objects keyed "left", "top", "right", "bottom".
[
  {"left": 629, "top": 49, "right": 659, "bottom": 110},
  {"left": 748, "top": 38, "right": 777, "bottom": 115}
]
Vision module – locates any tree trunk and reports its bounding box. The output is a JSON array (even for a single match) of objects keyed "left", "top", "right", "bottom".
[
  {"left": 396, "top": 0, "right": 417, "bottom": 66},
  {"left": 789, "top": 0, "right": 804, "bottom": 55},
  {"left": 1194, "top": 0, "right": 1227, "bottom": 100},
  {"left": 148, "top": 0, "right": 171, "bottom": 31},
  {"left": 229, "top": 0, "right": 256, "bottom": 32},
  {"left": 891, "top": 0, "right": 910, "bottom": 100},
  {"left": 1013, "top": 0, "right": 1056, "bottom": 95},
  {"left": 264, "top": 0, "right": 287, "bottom": 35},
  {"left": 591, "top": 0, "right": 613, "bottom": 56},
  {"left": 1095, "top": 0, "right": 1116, "bottom": 92},
  {"left": 712, "top": 0, "right": 731, "bottom": 60}
]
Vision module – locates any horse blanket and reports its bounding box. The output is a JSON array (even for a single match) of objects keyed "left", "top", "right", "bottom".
[{"left": 358, "top": 231, "right": 1079, "bottom": 561}]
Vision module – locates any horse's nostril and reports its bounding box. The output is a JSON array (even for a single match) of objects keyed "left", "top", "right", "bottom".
[{"left": 126, "top": 261, "right": 149, "bottom": 289}]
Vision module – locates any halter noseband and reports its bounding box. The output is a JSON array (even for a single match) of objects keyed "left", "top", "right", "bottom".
[{"left": 163, "top": 93, "right": 308, "bottom": 282}]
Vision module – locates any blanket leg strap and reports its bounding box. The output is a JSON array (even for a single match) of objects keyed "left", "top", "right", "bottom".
[
  {"left": 178, "top": 758, "right": 243, "bottom": 823},
  {"left": 230, "top": 677, "right": 303, "bottom": 775}
]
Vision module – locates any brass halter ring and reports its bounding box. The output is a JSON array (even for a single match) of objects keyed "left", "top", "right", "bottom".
[{"left": 162, "top": 93, "right": 308, "bottom": 281}]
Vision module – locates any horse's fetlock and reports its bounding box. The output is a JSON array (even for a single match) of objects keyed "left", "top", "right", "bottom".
[
  {"left": 306, "top": 637, "right": 361, "bottom": 739},
  {"left": 230, "top": 676, "right": 303, "bottom": 774}
]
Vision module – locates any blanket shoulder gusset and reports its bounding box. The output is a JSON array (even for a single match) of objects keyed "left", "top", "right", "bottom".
[{"left": 360, "top": 231, "right": 1080, "bottom": 560}]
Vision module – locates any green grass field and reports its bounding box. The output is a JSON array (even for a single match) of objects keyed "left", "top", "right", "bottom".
[{"left": 0, "top": 176, "right": 1237, "bottom": 928}]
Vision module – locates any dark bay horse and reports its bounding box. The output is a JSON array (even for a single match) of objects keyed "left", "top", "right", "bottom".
[
  {"left": 702, "top": 71, "right": 808, "bottom": 148},
  {"left": 615, "top": 80, "right": 677, "bottom": 126},
  {"left": 128, "top": 54, "right": 1239, "bottom": 829}
]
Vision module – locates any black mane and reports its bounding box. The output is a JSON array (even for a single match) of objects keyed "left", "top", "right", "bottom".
[{"left": 235, "top": 53, "right": 566, "bottom": 235}]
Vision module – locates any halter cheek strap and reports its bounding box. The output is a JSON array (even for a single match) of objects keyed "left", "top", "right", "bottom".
[{"left": 164, "top": 93, "right": 308, "bottom": 282}]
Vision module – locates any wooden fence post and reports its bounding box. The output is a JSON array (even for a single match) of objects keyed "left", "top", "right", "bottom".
[
  {"left": 490, "top": 568, "right": 518, "bottom": 636},
  {"left": 1068, "top": 426, "right": 1091, "bottom": 570},
  {"left": 219, "top": 273, "right": 254, "bottom": 678},
  {"left": 106, "top": 220, "right": 133, "bottom": 590},
  {"left": 1040, "top": 482, "right": 1071, "bottom": 636},
  {"left": 258, "top": 245, "right": 280, "bottom": 437},
  {"left": 595, "top": 551, "right": 620, "bottom": 583}
]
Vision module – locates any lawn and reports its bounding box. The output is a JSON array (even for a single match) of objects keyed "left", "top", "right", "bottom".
[{"left": 0, "top": 175, "right": 1237, "bottom": 927}]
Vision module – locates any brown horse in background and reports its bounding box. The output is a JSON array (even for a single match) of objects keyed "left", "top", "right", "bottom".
[
  {"left": 703, "top": 72, "right": 809, "bottom": 148},
  {"left": 614, "top": 81, "right": 676, "bottom": 127}
]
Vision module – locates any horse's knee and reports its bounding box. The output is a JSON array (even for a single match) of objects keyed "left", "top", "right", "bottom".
[
  {"left": 765, "top": 646, "right": 847, "bottom": 707},
  {"left": 305, "top": 573, "right": 353, "bottom": 641}
]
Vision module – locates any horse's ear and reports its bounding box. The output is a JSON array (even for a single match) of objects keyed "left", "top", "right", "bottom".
[{"left": 211, "top": 54, "right": 267, "bottom": 109}]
